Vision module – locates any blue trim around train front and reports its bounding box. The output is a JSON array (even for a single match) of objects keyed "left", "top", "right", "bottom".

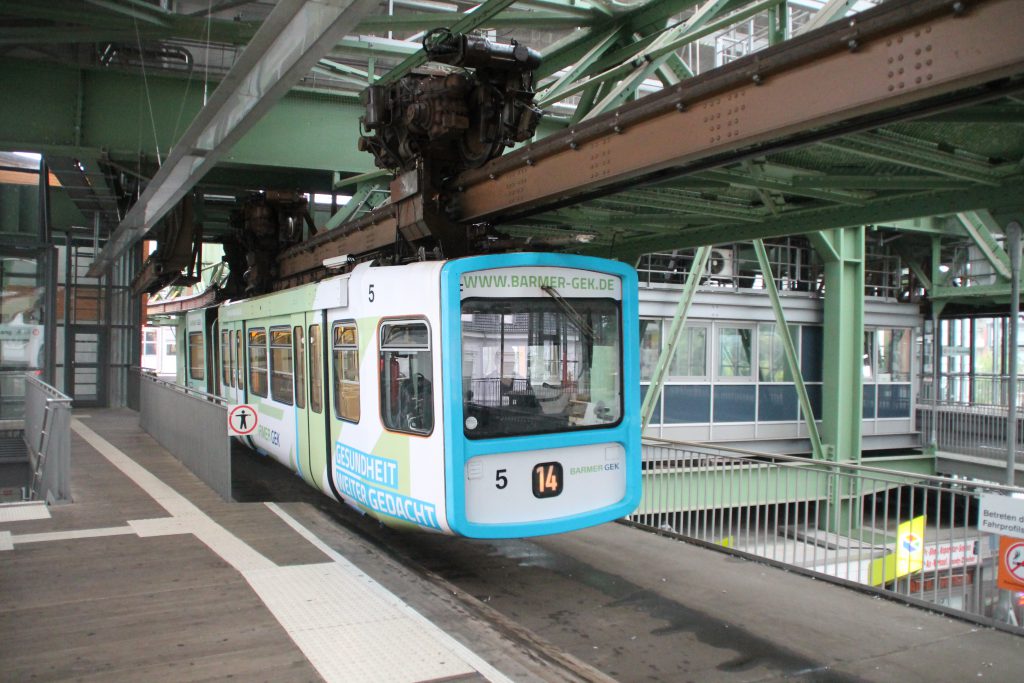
[{"left": 440, "top": 253, "right": 642, "bottom": 538}]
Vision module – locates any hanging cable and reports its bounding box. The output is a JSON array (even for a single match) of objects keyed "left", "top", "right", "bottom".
[
  {"left": 133, "top": 17, "right": 163, "bottom": 167},
  {"left": 203, "top": 0, "right": 213, "bottom": 106}
]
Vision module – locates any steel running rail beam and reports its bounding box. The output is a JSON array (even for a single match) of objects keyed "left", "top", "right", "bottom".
[
  {"left": 453, "top": 0, "right": 1024, "bottom": 224},
  {"left": 87, "top": 0, "right": 379, "bottom": 278}
]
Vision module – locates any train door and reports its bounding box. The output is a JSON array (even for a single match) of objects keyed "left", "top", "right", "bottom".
[
  {"left": 184, "top": 310, "right": 206, "bottom": 392},
  {"left": 219, "top": 319, "right": 244, "bottom": 405},
  {"left": 302, "top": 312, "right": 330, "bottom": 491},
  {"left": 206, "top": 313, "right": 219, "bottom": 396}
]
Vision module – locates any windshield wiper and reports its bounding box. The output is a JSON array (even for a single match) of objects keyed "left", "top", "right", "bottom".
[{"left": 541, "top": 285, "right": 594, "bottom": 341}]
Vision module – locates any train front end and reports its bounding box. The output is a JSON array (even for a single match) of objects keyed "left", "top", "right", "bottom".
[{"left": 441, "top": 253, "right": 641, "bottom": 538}]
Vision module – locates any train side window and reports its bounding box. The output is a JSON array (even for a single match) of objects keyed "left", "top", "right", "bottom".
[
  {"left": 269, "top": 326, "right": 294, "bottom": 405},
  {"left": 235, "top": 329, "right": 244, "bottom": 391},
  {"left": 221, "top": 330, "right": 231, "bottom": 388},
  {"left": 293, "top": 325, "right": 305, "bottom": 409},
  {"left": 309, "top": 324, "right": 322, "bottom": 414},
  {"left": 229, "top": 330, "right": 236, "bottom": 389},
  {"left": 248, "top": 328, "right": 268, "bottom": 397},
  {"left": 188, "top": 332, "right": 205, "bottom": 381},
  {"left": 379, "top": 320, "right": 432, "bottom": 435},
  {"left": 332, "top": 322, "right": 360, "bottom": 423}
]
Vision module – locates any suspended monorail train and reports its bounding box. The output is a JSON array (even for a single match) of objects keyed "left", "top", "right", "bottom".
[{"left": 177, "top": 253, "right": 641, "bottom": 538}]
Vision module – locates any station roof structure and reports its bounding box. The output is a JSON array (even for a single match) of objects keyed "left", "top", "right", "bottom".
[{"left": 1, "top": 0, "right": 1022, "bottom": 306}]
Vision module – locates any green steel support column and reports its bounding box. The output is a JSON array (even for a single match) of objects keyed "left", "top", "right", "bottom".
[
  {"left": 810, "top": 227, "right": 865, "bottom": 534},
  {"left": 768, "top": 2, "right": 788, "bottom": 45},
  {"left": 811, "top": 226, "right": 865, "bottom": 463},
  {"left": 753, "top": 239, "right": 824, "bottom": 459},
  {"left": 640, "top": 246, "right": 711, "bottom": 432}
]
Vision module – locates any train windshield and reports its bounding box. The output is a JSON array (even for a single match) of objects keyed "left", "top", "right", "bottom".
[{"left": 461, "top": 296, "right": 622, "bottom": 439}]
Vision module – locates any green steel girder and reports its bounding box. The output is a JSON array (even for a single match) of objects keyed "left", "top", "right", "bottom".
[
  {"left": 356, "top": 10, "right": 596, "bottom": 32},
  {"left": 535, "top": 26, "right": 624, "bottom": 108},
  {"left": 538, "top": 0, "right": 705, "bottom": 79},
  {"left": 699, "top": 167, "right": 873, "bottom": 205},
  {"left": 917, "top": 105, "right": 1024, "bottom": 123},
  {"left": 798, "top": 0, "right": 857, "bottom": 34},
  {"left": 374, "top": 0, "right": 518, "bottom": 86},
  {"left": 638, "top": 454, "right": 938, "bottom": 515},
  {"left": 640, "top": 245, "right": 711, "bottom": 431},
  {"left": 0, "top": 0, "right": 261, "bottom": 45},
  {"left": 0, "top": 57, "right": 375, "bottom": 175},
  {"left": 333, "top": 36, "right": 419, "bottom": 60},
  {"left": 892, "top": 242, "right": 933, "bottom": 290},
  {"left": 594, "top": 177, "right": 1024, "bottom": 263},
  {"left": 787, "top": 175, "right": 970, "bottom": 191},
  {"left": 549, "top": 0, "right": 784, "bottom": 113},
  {"left": 957, "top": 210, "right": 1012, "bottom": 279},
  {"left": 821, "top": 133, "right": 1007, "bottom": 186},
  {"left": 581, "top": 0, "right": 780, "bottom": 82},
  {"left": 753, "top": 238, "right": 824, "bottom": 458}
]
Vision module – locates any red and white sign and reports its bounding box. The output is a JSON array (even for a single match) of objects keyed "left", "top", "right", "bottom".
[
  {"left": 228, "top": 404, "right": 258, "bottom": 436},
  {"left": 998, "top": 537, "right": 1024, "bottom": 592},
  {"left": 922, "top": 540, "right": 979, "bottom": 573}
]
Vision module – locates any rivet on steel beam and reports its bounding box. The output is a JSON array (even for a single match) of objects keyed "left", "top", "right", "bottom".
[
  {"left": 488, "top": 173, "right": 497, "bottom": 180},
  {"left": 569, "top": 141, "right": 579, "bottom": 150},
  {"left": 675, "top": 102, "right": 687, "bottom": 112},
  {"left": 613, "top": 125, "right": 623, "bottom": 134},
  {"left": 525, "top": 158, "right": 535, "bottom": 166},
  {"left": 752, "top": 73, "right": 763, "bottom": 85},
  {"left": 848, "top": 39, "right": 859, "bottom": 52},
  {"left": 951, "top": 1, "right": 965, "bottom": 15}
]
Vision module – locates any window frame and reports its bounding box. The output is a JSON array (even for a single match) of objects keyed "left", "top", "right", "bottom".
[
  {"left": 248, "top": 327, "right": 268, "bottom": 398},
  {"left": 714, "top": 324, "right": 756, "bottom": 382},
  {"left": 666, "top": 322, "right": 710, "bottom": 382},
  {"left": 143, "top": 329, "right": 158, "bottom": 356},
  {"left": 221, "top": 330, "right": 231, "bottom": 388},
  {"left": 269, "top": 325, "right": 294, "bottom": 405},
  {"left": 332, "top": 321, "right": 360, "bottom": 423},
  {"left": 379, "top": 318, "right": 433, "bottom": 436},
  {"left": 309, "top": 324, "right": 323, "bottom": 414},
  {"left": 188, "top": 331, "right": 205, "bottom": 381},
  {"left": 293, "top": 325, "right": 305, "bottom": 409}
]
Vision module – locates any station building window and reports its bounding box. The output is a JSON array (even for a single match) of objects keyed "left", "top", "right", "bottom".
[
  {"left": 269, "top": 326, "right": 293, "bottom": 405},
  {"left": 248, "top": 328, "right": 268, "bottom": 397},
  {"left": 332, "top": 322, "right": 359, "bottom": 422},
  {"left": 716, "top": 326, "right": 753, "bottom": 380},
  {"left": 143, "top": 329, "right": 157, "bottom": 356},
  {"left": 188, "top": 332, "right": 205, "bottom": 381},
  {"left": 757, "top": 323, "right": 797, "bottom": 383},
  {"left": 380, "top": 320, "right": 432, "bottom": 434}
]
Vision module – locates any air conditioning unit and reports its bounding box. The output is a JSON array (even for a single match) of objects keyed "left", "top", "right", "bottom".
[{"left": 706, "top": 248, "right": 735, "bottom": 279}]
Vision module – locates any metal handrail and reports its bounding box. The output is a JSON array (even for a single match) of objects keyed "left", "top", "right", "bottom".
[
  {"left": 23, "top": 374, "right": 73, "bottom": 503},
  {"left": 633, "top": 439, "right": 1024, "bottom": 634},
  {"left": 646, "top": 436, "right": 1024, "bottom": 494},
  {"left": 139, "top": 371, "right": 227, "bottom": 407},
  {"left": 25, "top": 375, "right": 73, "bottom": 404}
]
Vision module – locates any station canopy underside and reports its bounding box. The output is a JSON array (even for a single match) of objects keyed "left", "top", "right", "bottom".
[{"left": 0, "top": 0, "right": 1021, "bottom": 294}]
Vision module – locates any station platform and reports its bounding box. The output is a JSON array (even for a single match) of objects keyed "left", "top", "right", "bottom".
[{"left": 1, "top": 409, "right": 1022, "bottom": 682}]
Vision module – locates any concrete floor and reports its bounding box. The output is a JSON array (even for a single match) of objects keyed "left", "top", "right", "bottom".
[{"left": 2, "top": 409, "right": 1023, "bottom": 682}]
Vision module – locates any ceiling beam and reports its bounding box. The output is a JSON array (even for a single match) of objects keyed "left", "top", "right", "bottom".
[
  {"left": 454, "top": 0, "right": 1024, "bottom": 223},
  {"left": 87, "top": 0, "right": 378, "bottom": 277}
]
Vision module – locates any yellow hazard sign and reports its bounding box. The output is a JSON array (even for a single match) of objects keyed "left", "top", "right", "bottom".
[{"left": 869, "top": 515, "right": 925, "bottom": 586}]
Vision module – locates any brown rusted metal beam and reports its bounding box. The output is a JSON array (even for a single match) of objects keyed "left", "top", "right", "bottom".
[{"left": 454, "top": 0, "right": 1024, "bottom": 222}]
